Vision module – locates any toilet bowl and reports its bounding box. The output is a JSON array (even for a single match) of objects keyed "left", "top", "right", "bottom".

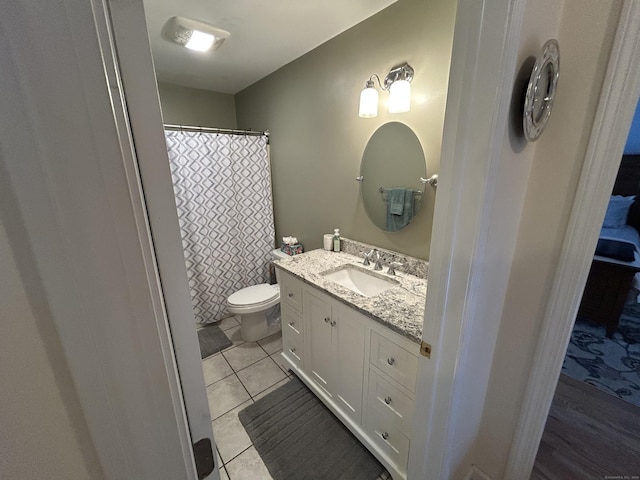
[{"left": 227, "top": 249, "right": 291, "bottom": 342}]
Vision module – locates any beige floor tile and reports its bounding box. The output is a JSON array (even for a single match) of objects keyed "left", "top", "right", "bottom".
[
  {"left": 202, "top": 354, "right": 233, "bottom": 386},
  {"left": 217, "top": 316, "right": 240, "bottom": 332},
  {"left": 225, "top": 446, "right": 272, "bottom": 480},
  {"left": 222, "top": 342, "right": 267, "bottom": 372},
  {"left": 253, "top": 377, "right": 290, "bottom": 401},
  {"left": 219, "top": 466, "right": 229, "bottom": 480},
  {"left": 207, "top": 375, "right": 251, "bottom": 420},
  {"left": 212, "top": 400, "right": 253, "bottom": 464},
  {"left": 257, "top": 331, "right": 282, "bottom": 355},
  {"left": 236, "top": 357, "right": 287, "bottom": 397},
  {"left": 222, "top": 326, "right": 246, "bottom": 351}
]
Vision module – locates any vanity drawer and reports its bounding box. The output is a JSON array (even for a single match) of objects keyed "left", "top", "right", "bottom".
[
  {"left": 368, "top": 368, "right": 415, "bottom": 435},
  {"left": 280, "top": 273, "right": 303, "bottom": 313},
  {"left": 366, "top": 403, "right": 411, "bottom": 472},
  {"left": 282, "top": 324, "right": 304, "bottom": 370},
  {"left": 370, "top": 331, "right": 418, "bottom": 393},
  {"left": 282, "top": 304, "right": 303, "bottom": 336}
]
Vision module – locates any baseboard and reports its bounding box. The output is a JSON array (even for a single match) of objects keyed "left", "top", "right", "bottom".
[{"left": 464, "top": 465, "right": 495, "bottom": 480}]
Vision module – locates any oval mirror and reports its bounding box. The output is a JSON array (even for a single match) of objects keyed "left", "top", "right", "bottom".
[{"left": 360, "top": 122, "right": 426, "bottom": 232}]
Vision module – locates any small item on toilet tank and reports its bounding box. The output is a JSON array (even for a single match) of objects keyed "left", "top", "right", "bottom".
[
  {"left": 280, "top": 236, "right": 304, "bottom": 256},
  {"left": 333, "top": 228, "right": 341, "bottom": 252}
]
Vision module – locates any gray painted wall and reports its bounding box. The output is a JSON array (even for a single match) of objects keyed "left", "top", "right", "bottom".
[
  {"left": 157, "top": 81, "right": 237, "bottom": 128},
  {"left": 235, "top": 0, "right": 456, "bottom": 259}
]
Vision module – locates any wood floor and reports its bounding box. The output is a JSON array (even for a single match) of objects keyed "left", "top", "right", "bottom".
[{"left": 531, "top": 374, "right": 640, "bottom": 479}]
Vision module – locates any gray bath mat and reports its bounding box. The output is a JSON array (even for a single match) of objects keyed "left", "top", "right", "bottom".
[
  {"left": 197, "top": 324, "right": 232, "bottom": 359},
  {"left": 238, "top": 376, "right": 385, "bottom": 480}
]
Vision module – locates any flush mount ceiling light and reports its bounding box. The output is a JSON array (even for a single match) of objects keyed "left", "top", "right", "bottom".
[
  {"left": 359, "top": 62, "right": 414, "bottom": 118},
  {"left": 162, "top": 16, "right": 230, "bottom": 53}
]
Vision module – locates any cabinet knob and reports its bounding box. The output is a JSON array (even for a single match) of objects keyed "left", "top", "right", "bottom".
[
  {"left": 289, "top": 347, "right": 296, "bottom": 353},
  {"left": 330, "top": 320, "right": 336, "bottom": 327},
  {"left": 387, "top": 357, "right": 395, "bottom": 366},
  {"left": 324, "top": 317, "right": 331, "bottom": 323},
  {"left": 288, "top": 292, "right": 294, "bottom": 298},
  {"left": 288, "top": 321, "right": 295, "bottom": 327},
  {"left": 381, "top": 432, "right": 390, "bottom": 441},
  {"left": 384, "top": 396, "right": 392, "bottom": 405}
]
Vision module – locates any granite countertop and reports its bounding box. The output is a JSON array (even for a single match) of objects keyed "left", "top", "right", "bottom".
[{"left": 273, "top": 249, "right": 427, "bottom": 343}]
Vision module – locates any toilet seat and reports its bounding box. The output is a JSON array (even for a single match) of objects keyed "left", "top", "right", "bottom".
[{"left": 227, "top": 283, "right": 280, "bottom": 314}]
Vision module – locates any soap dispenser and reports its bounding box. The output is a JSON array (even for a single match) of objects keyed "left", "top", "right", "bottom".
[{"left": 333, "top": 229, "right": 341, "bottom": 252}]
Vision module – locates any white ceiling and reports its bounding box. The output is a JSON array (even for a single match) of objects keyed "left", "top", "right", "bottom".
[{"left": 143, "top": 0, "right": 397, "bottom": 94}]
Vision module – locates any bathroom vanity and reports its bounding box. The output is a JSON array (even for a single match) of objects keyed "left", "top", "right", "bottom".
[{"left": 274, "top": 244, "right": 427, "bottom": 480}]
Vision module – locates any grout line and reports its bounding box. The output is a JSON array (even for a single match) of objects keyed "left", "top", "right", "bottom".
[
  {"left": 209, "top": 373, "right": 254, "bottom": 422},
  {"left": 203, "top": 370, "right": 234, "bottom": 389},
  {"left": 223, "top": 347, "right": 271, "bottom": 375},
  {"left": 222, "top": 443, "right": 254, "bottom": 468},
  {"left": 233, "top": 371, "right": 254, "bottom": 402}
]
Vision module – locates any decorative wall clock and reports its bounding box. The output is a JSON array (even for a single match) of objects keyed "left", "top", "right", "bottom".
[{"left": 523, "top": 39, "right": 560, "bottom": 142}]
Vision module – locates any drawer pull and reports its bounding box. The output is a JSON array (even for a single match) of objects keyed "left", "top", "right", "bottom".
[
  {"left": 387, "top": 357, "right": 396, "bottom": 366},
  {"left": 381, "top": 432, "right": 390, "bottom": 441},
  {"left": 330, "top": 320, "right": 336, "bottom": 327},
  {"left": 288, "top": 292, "right": 294, "bottom": 298},
  {"left": 289, "top": 347, "right": 296, "bottom": 353},
  {"left": 288, "top": 321, "right": 295, "bottom": 327},
  {"left": 384, "top": 396, "right": 392, "bottom": 405},
  {"left": 324, "top": 317, "right": 331, "bottom": 323}
]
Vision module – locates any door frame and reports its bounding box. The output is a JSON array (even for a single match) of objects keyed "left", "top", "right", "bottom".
[
  {"left": 504, "top": 3, "right": 640, "bottom": 478},
  {"left": 1, "top": 0, "right": 213, "bottom": 478},
  {"left": 105, "top": 0, "right": 219, "bottom": 478},
  {"left": 409, "top": 1, "right": 640, "bottom": 479}
]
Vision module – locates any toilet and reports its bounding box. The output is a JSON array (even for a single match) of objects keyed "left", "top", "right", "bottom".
[{"left": 227, "top": 249, "right": 291, "bottom": 342}]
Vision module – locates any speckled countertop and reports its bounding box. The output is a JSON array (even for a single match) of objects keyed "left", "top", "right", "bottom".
[{"left": 273, "top": 249, "right": 427, "bottom": 343}]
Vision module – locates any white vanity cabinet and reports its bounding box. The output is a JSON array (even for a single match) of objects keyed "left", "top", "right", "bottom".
[
  {"left": 304, "top": 288, "right": 366, "bottom": 423},
  {"left": 278, "top": 270, "right": 420, "bottom": 480}
]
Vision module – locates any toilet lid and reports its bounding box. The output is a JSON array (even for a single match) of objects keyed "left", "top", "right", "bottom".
[{"left": 228, "top": 283, "right": 279, "bottom": 307}]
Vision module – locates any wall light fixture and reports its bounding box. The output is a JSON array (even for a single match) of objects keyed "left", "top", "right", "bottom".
[
  {"left": 359, "top": 62, "right": 414, "bottom": 118},
  {"left": 162, "top": 17, "right": 230, "bottom": 53}
]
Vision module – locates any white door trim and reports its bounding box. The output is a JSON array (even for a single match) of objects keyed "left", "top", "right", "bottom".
[
  {"left": 409, "top": 0, "right": 529, "bottom": 478},
  {"left": 504, "top": 3, "right": 640, "bottom": 478},
  {"left": 2, "top": 0, "right": 210, "bottom": 477},
  {"left": 106, "top": 2, "right": 218, "bottom": 477}
]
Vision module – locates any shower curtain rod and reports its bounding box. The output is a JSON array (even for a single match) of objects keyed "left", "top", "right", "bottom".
[{"left": 164, "top": 123, "right": 269, "bottom": 139}]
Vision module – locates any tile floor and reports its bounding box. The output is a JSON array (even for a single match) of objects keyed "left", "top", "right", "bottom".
[
  {"left": 204, "top": 316, "right": 291, "bottom": 480},
  {"left": 203, "top": 315, "right": 390, "bottom": 480}
]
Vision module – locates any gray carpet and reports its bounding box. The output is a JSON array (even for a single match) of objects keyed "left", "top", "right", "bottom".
[
  {"left": 197, "top": 323, "right": 232, "bottom": 359},
  {"left": 238, "top": 376, "right": 385, "bottom": 480}
]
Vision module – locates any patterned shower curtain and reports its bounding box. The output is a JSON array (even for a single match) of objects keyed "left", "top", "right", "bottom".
[{"left": 165, "top": 130, "right": 275, "bottom": 324}]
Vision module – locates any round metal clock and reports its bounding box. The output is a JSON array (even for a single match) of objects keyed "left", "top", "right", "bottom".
[{"left": 523, "top": 39, "right": 560, "bottom": 142}]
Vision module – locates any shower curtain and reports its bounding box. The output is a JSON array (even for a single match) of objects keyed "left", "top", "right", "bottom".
[{"left": 165, "top": 130, "right": 275, "bottom": 324}]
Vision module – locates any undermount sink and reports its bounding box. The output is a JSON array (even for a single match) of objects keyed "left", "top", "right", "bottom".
[{"left": 322, "top": 265, "right": 399, "bottom": 297}]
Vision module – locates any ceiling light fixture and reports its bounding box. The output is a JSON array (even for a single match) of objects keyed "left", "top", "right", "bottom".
[
  {"left": 359, "top": 62, "right": 414, "bottom": 118},
  {"left": 162, "top": 17, "right": 230, "bottom": 53}
]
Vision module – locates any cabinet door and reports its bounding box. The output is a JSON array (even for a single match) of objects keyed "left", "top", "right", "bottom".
[
  {"left": 303, "top": 290, "right": 334, "bottom": 398},
  {"left": 333, "top": 305, "right": 366, "bottom": 424}
]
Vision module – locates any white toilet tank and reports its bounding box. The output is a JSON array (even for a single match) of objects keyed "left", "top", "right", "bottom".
[{"left": 272, "top": 248, "right": 291, "bottom": 284}]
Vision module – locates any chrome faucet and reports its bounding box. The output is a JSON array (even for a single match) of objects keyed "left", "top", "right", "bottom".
[
  {"left": 387, "top": 262, "right": 403, "bottom": 276},
  {"left": 373, "top": 251, "right": 383, "bottom": 271},
  {"left": 362, "top": 249, "right": 375, "bottom": 266}
]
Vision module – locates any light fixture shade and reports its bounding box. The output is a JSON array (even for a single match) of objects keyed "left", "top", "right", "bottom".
[
  {"left": 388, "top": 79, "right": 411, "bottom": 113},
  {"left": 359, "top": 86, "right": 378, "bottom": 118},
  {"left": 162, "top": 17, "right": 230, "bottom": 52}
]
